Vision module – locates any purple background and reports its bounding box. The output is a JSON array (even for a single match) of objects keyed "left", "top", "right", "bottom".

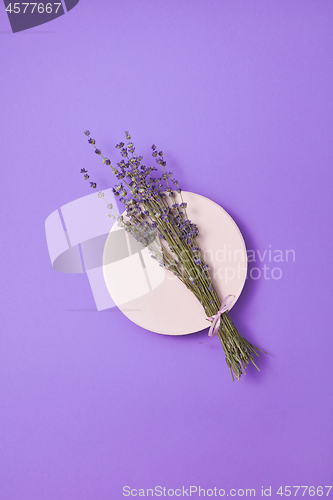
[{"left": 1, "top": 1, "right": 332, "bottom": 498}]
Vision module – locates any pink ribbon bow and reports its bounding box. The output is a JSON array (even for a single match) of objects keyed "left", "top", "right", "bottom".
[{"left": 207, "top": 294, "right": 236, "bottom": 337}]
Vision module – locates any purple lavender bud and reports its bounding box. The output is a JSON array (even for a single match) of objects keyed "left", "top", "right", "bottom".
[
  {"left": 90, "top": 182, "right": 97, "bottom": 188},
  {"left": 105, "top": 159, "right": 111, "bottom": 165},
  {"left": 95, "top": 149, "right": 101, "bottom": 155},
  {"left": 84, "top": 130, "right": 90, "bottom": 136},
  {"left": 84, "top": 174, "right": 89, "bottom": 180},
  {"left": 80, "top": 168, "right": 87, "bottom": 174}
]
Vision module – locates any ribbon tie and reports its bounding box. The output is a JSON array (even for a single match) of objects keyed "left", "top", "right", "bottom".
[{"left": 207, "top": 294, "right": 236, "bottom": 337}]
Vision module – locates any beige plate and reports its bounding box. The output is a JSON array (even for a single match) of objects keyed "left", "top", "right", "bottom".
[{"left": 103, "top": 191, "right": 247, "bottom": 335}]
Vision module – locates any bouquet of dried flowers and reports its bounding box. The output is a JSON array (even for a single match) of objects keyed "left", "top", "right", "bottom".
[{"left": 81, "top": 130, "right": 265, "bottom": 381}]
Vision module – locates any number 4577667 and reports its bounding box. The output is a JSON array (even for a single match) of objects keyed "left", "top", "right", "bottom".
[
  {"left": 277, "top": 486, "right": 332, "bottom": 496},
  {"left": 6, "top": 3, "right": 62, "bottom": 14}
]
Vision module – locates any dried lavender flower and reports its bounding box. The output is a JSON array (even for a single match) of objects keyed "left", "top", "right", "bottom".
[{"left": 82, "top": 130, "right": 266, "bottom": 381}]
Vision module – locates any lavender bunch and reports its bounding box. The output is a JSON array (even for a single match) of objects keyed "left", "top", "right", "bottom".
[{"left": 81, "top": 130, "right": 265, "bottom": 381}]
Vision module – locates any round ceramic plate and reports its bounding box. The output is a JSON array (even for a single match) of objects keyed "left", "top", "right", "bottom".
[{"left": 103, "top": 191, "right": 247, "bottom": 335}]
